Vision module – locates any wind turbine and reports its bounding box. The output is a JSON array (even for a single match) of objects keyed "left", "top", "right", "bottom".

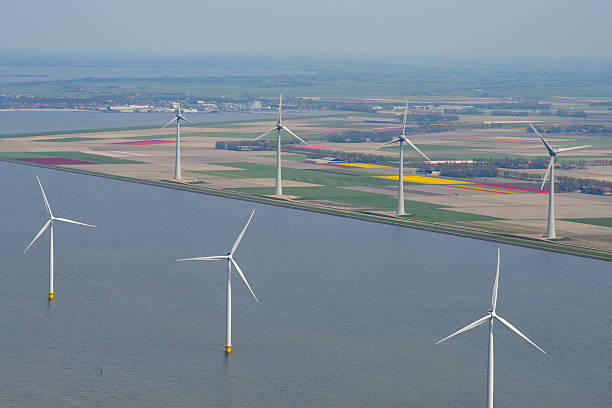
[
  {"left": 24, "top": 177, "right": 96, "bottom": 300},
  {"left": 177, "top": 210, "right": 259, "bottom": 354},
  {"left": 162, "top": 94, "right": 194, "bottom": 181},
  {"left": 252, "top": 94, "right": 307, "bottom": 196},
  {"left": 375, "top": 102, "right": 430, "bottom": 215},
  {"left": 436, "top": 249, "right": 545, "bottom": 408},
  {"left": 529, "top": 123, "right": 591, "bottom": 238}
]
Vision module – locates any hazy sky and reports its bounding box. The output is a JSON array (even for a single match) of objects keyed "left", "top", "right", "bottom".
[{"left": 3, "top": 0, "right": 611, "bottom": 57}]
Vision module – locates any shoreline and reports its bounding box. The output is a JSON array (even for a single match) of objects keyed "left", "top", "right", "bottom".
[
  {"left": 2, "top": 158, "right": 611, "bottom": 263},
  {"left": 0, "top": 108, "right": 90, "bottom": 112}
]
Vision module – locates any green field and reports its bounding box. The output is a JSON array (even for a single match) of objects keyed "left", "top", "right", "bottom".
[
  {"left": 193, "top": 162, "right": 396, "bottom": 188},
  {"left": 0, "top": 151, "right": 145, "bottom": 164},
  {"left": 38, "top": 137, "right": 106, "bottom": 142},
  {"left": 231, "top": 185, "right": 500, "bottom": 222},
  {"left": 0, "top": 125, "right": 164, "bottom": 139},
  {"left": 199, "top": 161, "right": 503, "bottom": 222},
  {"left": 564, "top": 218, "right": 612, "bottom": 228},
  {"left": 260, "top": 153, "right": 309, "bottom": 162}
]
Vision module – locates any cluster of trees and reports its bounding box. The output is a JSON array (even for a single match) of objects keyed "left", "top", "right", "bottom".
[
  {"left": 500, "top": 170, "right": 612, "bottom": 194},
  {"left": 556, "top": 110, "right": 588, "bottom": 118},
  {"left": 325, "top": 121, "right": 507, "bottom": 144},
  {"left": 471, "top": 102, "right": 552, "bottom": 110},
  {"left": 490, "top": 110, "right": 530, "bottom": 117},
  {"left": 527, "top": 124, "right": 612, "bottom": 134},
  {"left": 582, "top": 185, "right": 612, "bottom": 195},
  {"left": 298, "top": 100, "right": 389, "bottom": 113},
  {"left": 215, "top": 140, "right": 275, "bottom": 151},
  {"left": 488, "top": 109, "right": 587, "bottom": 118},
  {"left": 438, "top": 164, "right": 498, "bottom": 178},
  {"left": 401, "top": 113, "right": 459, "bottom": 124},
  {"left": 326, "top": 129, "right": 395, "bottom": 143},
  {"left": 475, "top": 157, "right": 548, "bottom": 169},
  {"left": 475, "top": 157, "right": 586, "bottom": 170},
  {"left": 443, "top": 108, "right": 483, "bottom": 115}
]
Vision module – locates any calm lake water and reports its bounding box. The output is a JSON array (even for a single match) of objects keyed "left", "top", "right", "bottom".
[
  {"left": 0, "top": 161, "right": 610, "bottom": 408},
  {"left": 0, "top": 110, "right": 318, "bottom": 135}
]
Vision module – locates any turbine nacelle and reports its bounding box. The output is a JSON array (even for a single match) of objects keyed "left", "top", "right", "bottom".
[
  {"left": 24, "top": 177, "right": 96, "bottom": 254},
  {"left": 177, "top": 210, "right": 259, "bottom": 303},
  {"left": 529, "top": 123, "right": 591, "bottom": 190},
  {"left": 251, "top": 95, "right": 307, "bottom": 145},
  {"left": 529, "top": 122, "right": 591, "bottom": 158},
  {"left": 162, "top": 94, "right": 194, "bottom": 128},
  {"left": 373, "top": 102, "right": 430, "bottom": 162},
  {"left": 436, "top": 249, "right": 545, "bottom": 354}
]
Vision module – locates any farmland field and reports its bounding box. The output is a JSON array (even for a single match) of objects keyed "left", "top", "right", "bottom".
[{"left": 1, "top": 107, "right": 611, "bottom": 258}]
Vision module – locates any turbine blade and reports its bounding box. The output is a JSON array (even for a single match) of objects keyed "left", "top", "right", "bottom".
[
  {"left": 556, "top": 145, "right": 592, "bottom": 153},
  {"left": 373, "top": 138, "right": 401, "bottom": 151},
  {"left": 529, "top": 123, "right": 554, "bottom": 156},
  {"left": 541, "top": 157, "right": 554, "bottom": 191},
  {"left": 283, "top": 126, "right": 307, "bottom": 144},
  {"left": 278, "top": 94, "right": 283, "bottom": 122},
  {"left": 53, "top": 217, "right": 96, "bottom": 228},
  {"left": 495, "top": 315, "right": 546, "bottom": 354},
  {"left": 491, "top": 248, "right": 500, "bottom": 313},
  {"left": 179, "top": 115, "right": 194, "bottom": 125},
  {"left": 231, "top": 210, "right": 255, "bottom": 255},
  {"left": 231, "top": 258, "right": 259, "bottom": 303},
  {"left": 252, "top": 128, "right": 277, "bottom": 141},
  {"left": 24, "top": 219, "right": 51, "bottom": 253},
  {"left": 36, "top": 176, "right": 53, "bottom": 217},
  {"left": 404, "top": 138, "right": 431, "bottom": 161},
  {"left": 161, "top": 117, "right": 178, "bottom": 128},
  {"left": 436, "top": 315, "right": 490, "bottom": 344},
  {"left": 401, "top": 102, "right": 409, "bottom": 135},
  {"left": 177, "top": 255, "right": 228, "bottom": 262}
]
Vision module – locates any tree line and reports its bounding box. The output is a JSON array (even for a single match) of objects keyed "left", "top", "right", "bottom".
[{"left": 501, "top": 169, "right": 612, "bottom": 194}]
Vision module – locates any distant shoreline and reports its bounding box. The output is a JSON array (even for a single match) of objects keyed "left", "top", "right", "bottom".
[{"left": 0, "top": 108, "right": 89, "bottom": 112}]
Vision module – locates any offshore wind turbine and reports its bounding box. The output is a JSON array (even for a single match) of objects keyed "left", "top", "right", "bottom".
[
  {"left": 529, "top": 123, "right": 591, "bottom": 238},
  {"left": 252, "top": 94, "right": 307, "bottom": 196},
  {"left": 177, "top": 210, "right": 259, "bottom": 354},
  {"left": 24, "top": 177, "right": 96, "bottom": 300},
  {"left": 436, "top": 249, "right": 545, "bottom": 408},
  {"left": 375, "top": 102, "right": 430, "bottom": 215},
  {"left": 162, "top": 95, "right": 194, "bottom": 181}
]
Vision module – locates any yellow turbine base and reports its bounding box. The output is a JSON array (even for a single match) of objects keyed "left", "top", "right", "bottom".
[
  {"left": 48, "top": 292, "right": 54, "bottom": 300},
  {"left": 225, "top": 345, "right": 232, "bottom": 354}
]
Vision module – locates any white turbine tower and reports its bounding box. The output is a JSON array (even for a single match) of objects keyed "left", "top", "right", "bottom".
[
  {"left": 529, "top": 123, "right": 591, "bottom": 238},
  {"left": 24, "top": 177, "right": 96, "bottom": 300},
  {"left": 177, "top": 210, "right": 259, "bottom": 354},
  {"left": 252, "top": 94, "right": 307, "bottom": 196},
  {"left": 375, "top": 102, "right": 430, "bottom": 215},
  {"left": 436, "top": 249, "right": 545, "bottom": 408},
  {"left": 162, "top": 96, "right": 193, "bottom": 181}
]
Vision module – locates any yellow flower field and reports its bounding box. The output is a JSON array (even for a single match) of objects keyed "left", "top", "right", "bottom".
[{"left": 376, "top": 175, "right": 473, "bottom": 185}]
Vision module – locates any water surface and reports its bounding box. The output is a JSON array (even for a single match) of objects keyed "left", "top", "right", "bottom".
[
  {"left": 0, "top": 110, "right": 318, "bottom": 135},
  {"left": 0, "top": 161, "right": 610, "bottom": 408}
]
